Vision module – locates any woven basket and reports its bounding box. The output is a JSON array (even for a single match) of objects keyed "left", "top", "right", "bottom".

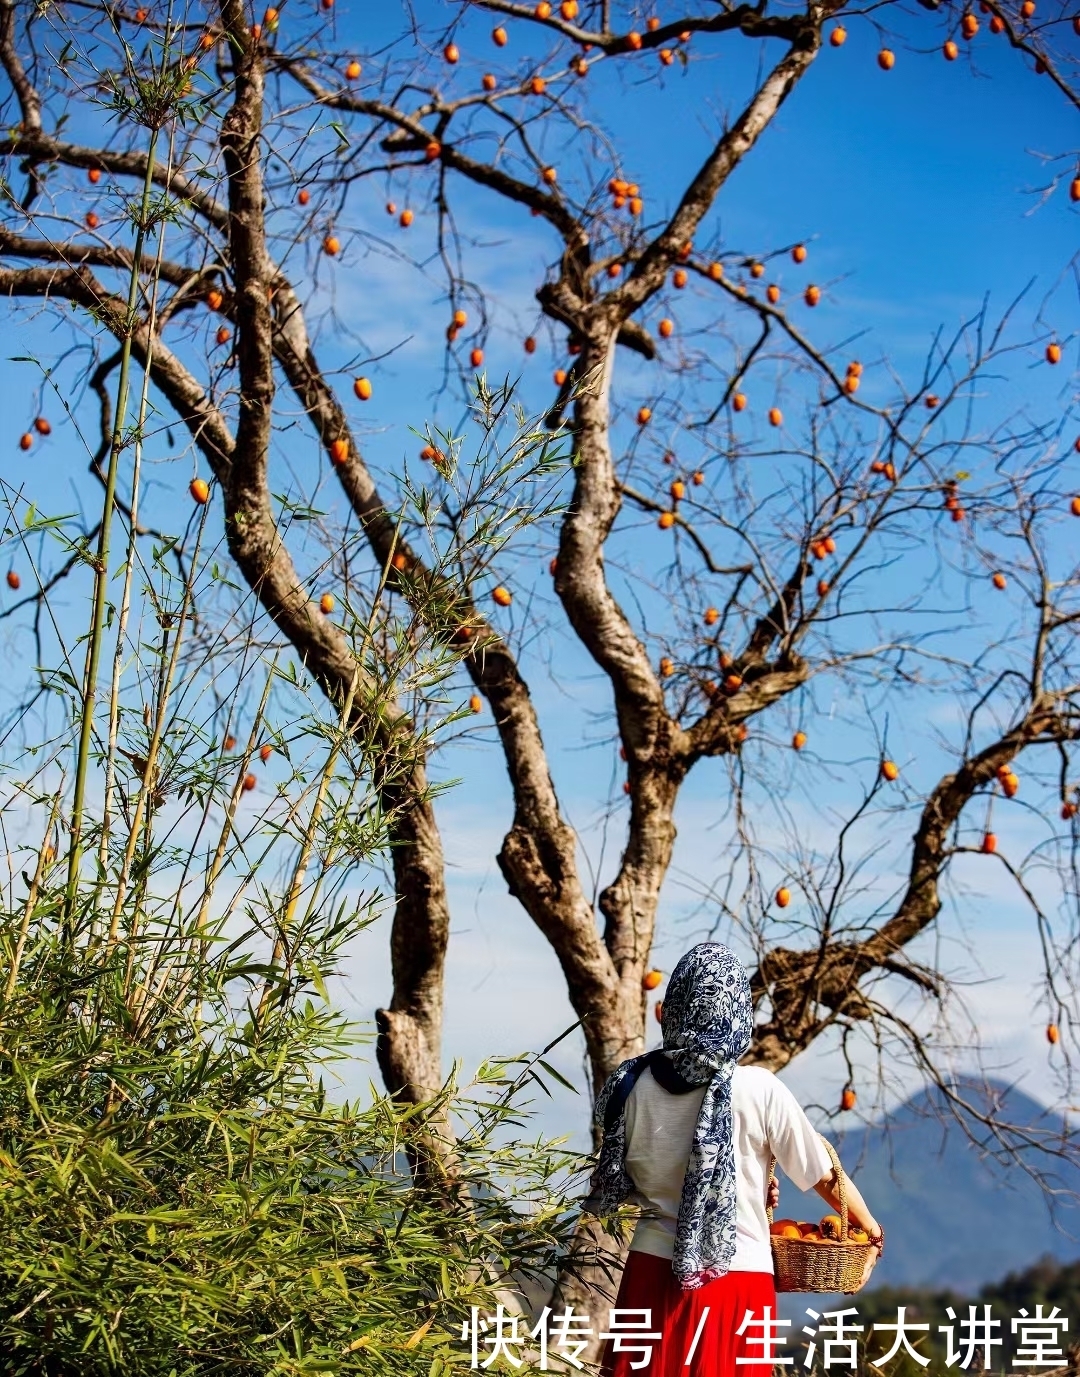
[{"left": 768, "top": 1137, "right": 875, "bottom": 1294}]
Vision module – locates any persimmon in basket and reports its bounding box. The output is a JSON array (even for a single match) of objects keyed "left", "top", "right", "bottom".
[{"left": 770, "top": 1214, "right": 870, "bottom": 1244}]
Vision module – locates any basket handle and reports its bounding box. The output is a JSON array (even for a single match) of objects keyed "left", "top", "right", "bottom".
[{"left": 766, "top": 1135, "right": 849, "bottom": 1241}]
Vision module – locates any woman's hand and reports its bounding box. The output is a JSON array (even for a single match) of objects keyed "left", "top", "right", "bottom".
[
  {"left": 766, "top": 1178, "right": 780, "bottom": 1212},
  {"left": 857, "top": 1223, "right": 884, "bottom": 1289}
]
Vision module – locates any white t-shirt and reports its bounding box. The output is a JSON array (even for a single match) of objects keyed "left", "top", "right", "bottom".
[{"left": 623, "top": 1063, "right": 833, "bottom": 1273}]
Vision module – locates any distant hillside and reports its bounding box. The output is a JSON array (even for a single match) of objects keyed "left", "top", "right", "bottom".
[{"left": 777, "top": 1080, "right": 1080, "bottom": 1292}]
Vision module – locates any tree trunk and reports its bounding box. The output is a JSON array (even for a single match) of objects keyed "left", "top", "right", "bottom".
[{"left": 375, "top": 784, "right": 451, "bottom": 1105}]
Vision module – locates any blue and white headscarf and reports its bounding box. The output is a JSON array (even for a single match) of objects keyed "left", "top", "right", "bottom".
[{"left": 588, "top": 943, "right": 754, "bottom": 1290}]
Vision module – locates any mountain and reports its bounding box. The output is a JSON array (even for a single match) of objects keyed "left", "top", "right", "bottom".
[{"left": 776, "top": 1080, "right": 1080, "bottom": 1292}]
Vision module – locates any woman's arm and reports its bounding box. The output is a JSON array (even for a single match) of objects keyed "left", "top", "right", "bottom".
[
  {"left": 814, "top": 1169, "right": 883, "bottom": 1289},
  {"left": 813, "top": 1171, "right": 883, "bottom": 1245},
  {"left": 759, "top": 1074, "right": 883, "bottom": 1251}
]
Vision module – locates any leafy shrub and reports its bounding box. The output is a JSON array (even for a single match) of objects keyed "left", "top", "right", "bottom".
[{"left": 0, "top": 937, "right": 579, "bottom": 1374}]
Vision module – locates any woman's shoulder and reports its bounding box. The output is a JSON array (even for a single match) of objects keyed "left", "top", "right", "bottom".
[
  {"left": 733, "top": 1064, "right": 777, "bottom": 1089},
  {"left": 733, "top": 1064, "right": 797, "bottom": 1107},
  {"left": 732, "top": 1064, "right": 774, "bottom": 1107}
]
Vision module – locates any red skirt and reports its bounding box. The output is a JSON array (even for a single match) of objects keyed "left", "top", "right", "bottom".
[{"left": 600, "top": 1250, "right": 778, "bottom": 1377}]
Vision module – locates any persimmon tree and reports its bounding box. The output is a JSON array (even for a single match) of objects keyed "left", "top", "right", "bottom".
[{"left": 2, "top": 0, "right": 1080, "bottom": 1331}]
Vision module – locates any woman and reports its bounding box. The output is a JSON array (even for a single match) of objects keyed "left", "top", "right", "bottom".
[{"left": 587, "top": 943, "right": 883, "bottom": 1377}]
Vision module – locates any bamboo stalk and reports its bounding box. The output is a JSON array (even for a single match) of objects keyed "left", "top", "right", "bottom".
[
  {"left": 99, "top": 131, "right": 176, "bottom": 893},
  {"left": 65, "top": 129, "right": 160, "bottom": 918},
  {"left": 109, "top": 516, "right": 207, "bottom": 968},
  {"left": 294, "top": 507, "right": 410, "bottom": 944},
  {"left": 194, "top": 658, "right": 278, "bottom": 944},
  {"left": 159, "top": 601, "right": 268, "bottom": 944},
  {"left": 137, "top": 658, "right": 279, "bottom": 1034},
  {"left": 3, "top": 797, "right": 61, "bottom": 1002},
  {"left": 299, "top": 771, "right": 361, "bottom": 932},
  {"left": 255, "top": 668, "right": 358, "bottom": 1023}
]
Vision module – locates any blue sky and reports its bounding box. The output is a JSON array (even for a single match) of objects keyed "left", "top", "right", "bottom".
[
  {"left": 1, "top": 0, "right": 1079, "bottom": 1152},
  {"left": 310, "top": 0, "right": 1080, "bottom": 1137}
]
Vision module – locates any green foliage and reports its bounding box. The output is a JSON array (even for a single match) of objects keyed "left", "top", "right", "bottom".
[
  {"left": 0, "top": 928, "right": 580, "bottom": 1374},
  {"left": 0, "top": 375, "right": 580, "bottom": 1373},
  {"left": 846, "top": 1252, "right": 1080, "bottom": 1377},
  {"left": 985, "top": 1252, "right": 1080, "bottom": 1317},
  {"left": 0, "top": 23, "right": 581, "bottom": 1352}
]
